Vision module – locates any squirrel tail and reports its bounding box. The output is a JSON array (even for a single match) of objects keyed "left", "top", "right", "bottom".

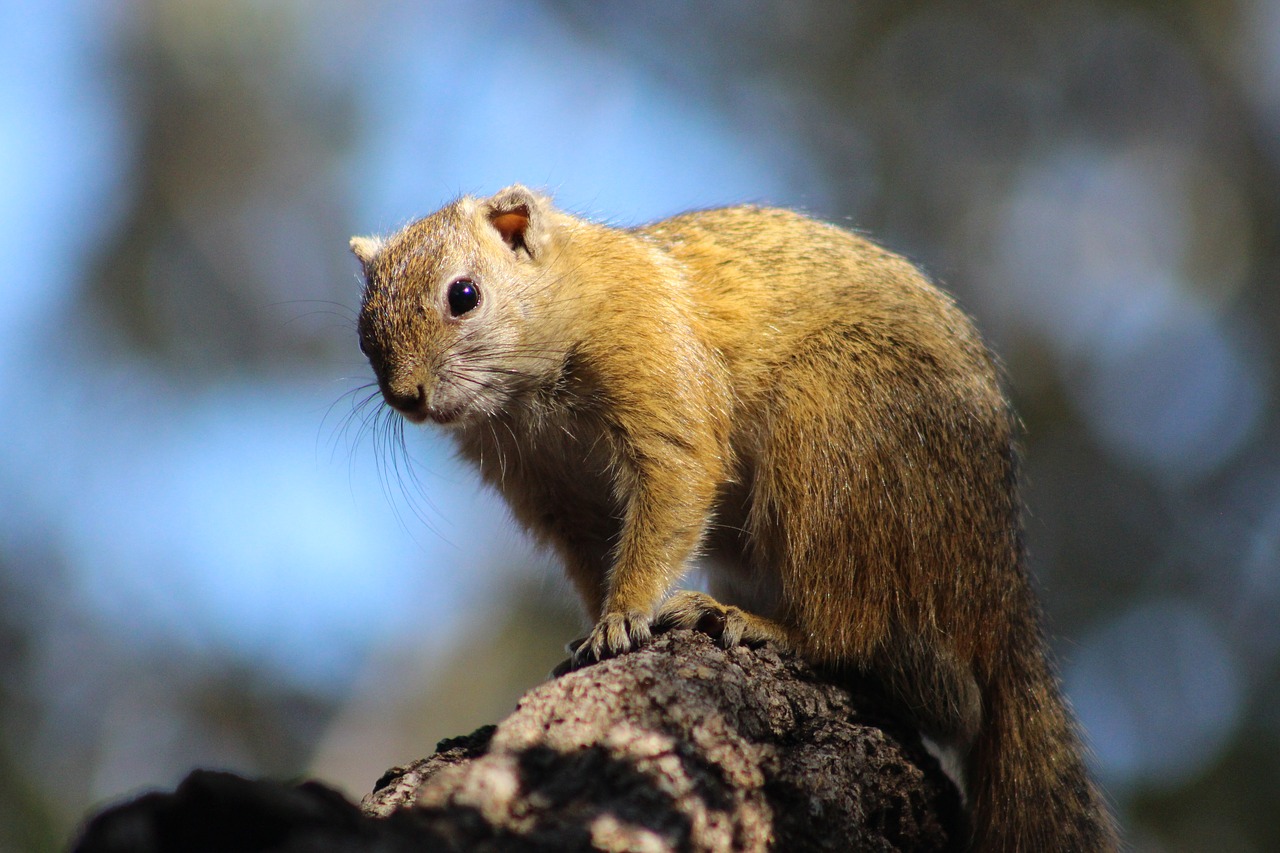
[{"left": 967, "top": 607, "right": 1119, "bottom": 852}]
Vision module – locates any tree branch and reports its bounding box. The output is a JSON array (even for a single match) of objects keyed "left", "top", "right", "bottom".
[{"left": 74, "top": 630, "right": 961, "bottom": 852}]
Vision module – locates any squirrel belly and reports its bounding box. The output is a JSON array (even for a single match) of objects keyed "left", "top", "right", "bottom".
[{"left": 351, "top": 185, "right": 1119, "bottom": 851}]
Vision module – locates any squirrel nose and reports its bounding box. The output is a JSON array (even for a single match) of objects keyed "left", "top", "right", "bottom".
[{"left": 383, "top": 381, "right": 426, "bottom": 414}]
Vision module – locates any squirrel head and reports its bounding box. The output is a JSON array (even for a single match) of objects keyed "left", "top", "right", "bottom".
[{"left": 351, "top": 185, "right": 562, "bottom": 427}]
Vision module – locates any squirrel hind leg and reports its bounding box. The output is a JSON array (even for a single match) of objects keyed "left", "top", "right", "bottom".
[
  {"left": 883, "top": 639, "right": 984, "bottom": 751},
  {"left": 654, "top": 590, "right": 796, "bottom": 649}
]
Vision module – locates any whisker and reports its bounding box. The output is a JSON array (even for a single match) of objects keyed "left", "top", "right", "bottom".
[
  {"left": 273, "top": 299, "right": 361, "bottom": 333},
  {"left": 321, "top": 382, "right": 381, "bottom": 462},
  {"left": 328, "top": 387, "right": 448, "bottom": 548}
]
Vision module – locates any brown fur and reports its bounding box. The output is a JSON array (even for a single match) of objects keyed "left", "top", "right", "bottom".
[{"left": 352, "top": 186, "right": 1118, "bottom": 851}]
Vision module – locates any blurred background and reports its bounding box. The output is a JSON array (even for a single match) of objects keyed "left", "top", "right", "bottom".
[{"left": 2, "top": 0, "right": 1277, "bottom": 849}]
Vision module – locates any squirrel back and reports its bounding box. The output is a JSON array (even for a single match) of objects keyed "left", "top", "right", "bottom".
[{"left": 352, "top": 187, "right": 1118, "bottom": 851}]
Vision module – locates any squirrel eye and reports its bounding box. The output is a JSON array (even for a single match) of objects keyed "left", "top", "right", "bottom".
[{"left": 447, "top": 278, "right": 480, "bottom": 316}]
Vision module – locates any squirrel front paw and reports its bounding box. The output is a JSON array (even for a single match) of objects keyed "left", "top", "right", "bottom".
[
  {"left": 654, "top": 590, "right": 792, "bottom": 649},
  {"left": 558, "top": 610, "right": 654, "bottom": 673}
]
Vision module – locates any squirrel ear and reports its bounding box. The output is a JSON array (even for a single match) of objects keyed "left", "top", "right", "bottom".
[
  {"left": 349, "top": 235, "right": 383, "bottom": 269},
  {"left": 484, "top": 185, "right": 551, "bottom": 259}
]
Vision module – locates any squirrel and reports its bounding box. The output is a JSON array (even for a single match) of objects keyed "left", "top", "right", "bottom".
[{"left": 349, "top": 185, "right": 1118, "bottom": 851}]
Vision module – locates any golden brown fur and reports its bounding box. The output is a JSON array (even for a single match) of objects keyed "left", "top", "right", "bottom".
[{"left": 351, "top": 186, "right": 1118, "bottom": 851}]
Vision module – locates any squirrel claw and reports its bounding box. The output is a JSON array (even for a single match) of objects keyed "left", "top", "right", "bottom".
[
  {"left": 655, "top": 591, "right": 789, "bottom": 649},
  {"left": 566, "top": 610, "right": 653, "bottom": 670}
]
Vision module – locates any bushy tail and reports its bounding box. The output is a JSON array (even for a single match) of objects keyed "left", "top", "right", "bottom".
[{"left": 968, "top": 617, "right": 1118, "bottom": 852}]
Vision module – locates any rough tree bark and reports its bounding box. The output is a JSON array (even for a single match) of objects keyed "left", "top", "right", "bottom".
[{"left": 73, "top": 630, "right": 962, "bottom": 852}]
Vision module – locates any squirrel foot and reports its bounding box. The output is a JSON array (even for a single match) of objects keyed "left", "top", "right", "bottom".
[
  {"left": 549, "top": 594, "right": 789, "bottom": 677},
  {"left": 654, "top": 591, "right": 792, "bottom": 649},
  {"left": 555, "top": 610, "right": 654, "bottom": 674}
]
